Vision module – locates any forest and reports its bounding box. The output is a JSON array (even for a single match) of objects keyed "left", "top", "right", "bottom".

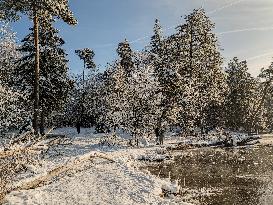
[
  {"left": 1, "top": 8, "right": 273, "bottom": 140},
  {"left": 0, "top": 1, "right": 273, "bottom": 205}
]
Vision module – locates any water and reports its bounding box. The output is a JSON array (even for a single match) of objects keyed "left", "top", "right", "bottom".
[{"left": 146, "top": 146, "right": 273, "bottom": 205}]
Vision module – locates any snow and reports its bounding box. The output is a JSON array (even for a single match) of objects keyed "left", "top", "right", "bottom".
[
  {"left": 161, "top": 180, "right": 180, "bottom": 195},
  {"left": 176, "top": 130, "right": 261, "bottom": 147},
  {"left": 3, "top": 127, "right": 192, "bottom": 205},
  {"left": 4, "top": 127, "right": 261, "bottom": 205},
  {"left": 6, "top": 160, "right": 165, "bottom": 205}
]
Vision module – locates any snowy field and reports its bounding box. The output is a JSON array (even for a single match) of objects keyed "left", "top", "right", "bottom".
[{"left": 3, "top": 128, "right": 192, "bottom": 205}]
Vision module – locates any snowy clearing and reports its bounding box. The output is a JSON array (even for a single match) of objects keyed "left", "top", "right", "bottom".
[{"left": 3, "top": 128, "right": 192, "bottom": 205}]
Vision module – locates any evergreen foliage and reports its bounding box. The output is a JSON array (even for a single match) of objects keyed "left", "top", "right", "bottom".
[
  {"left": 0, "top": 23, "right": 27, "bottom": 133},
  {"left": 117, "top": 39, "right": 134, "bottom": 77},
  {"left": 14, "top": 17, "right": 72, "bottom": 133},
  {"left": 0, "top": 0, "right": 77, "bottom": 134},
  {"left": 224, "top": 57, "right": 258, "bottom": 131},
  {"left": 0, "top": 0, "right": 77, "bottom": 25},
  {"left": 2, "top": 6, "right": 273, "bottom": 140}
]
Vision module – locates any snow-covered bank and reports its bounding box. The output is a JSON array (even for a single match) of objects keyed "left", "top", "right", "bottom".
[
  {"left": 5, "top": 159, "right": 177, "bottom": 205},
  {"left": 4, "top": 127, "right": 268, "bottom": 205},
  {"left": 3, "top": 128, "right": 192, "bottom": 205},
  {"left": 172, "top": 131, "right": 261, "bottom": 149}
]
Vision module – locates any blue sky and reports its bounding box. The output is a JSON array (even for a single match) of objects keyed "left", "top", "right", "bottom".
[{"left": 11, "top": 0, "right": 273, "bottom": 76}]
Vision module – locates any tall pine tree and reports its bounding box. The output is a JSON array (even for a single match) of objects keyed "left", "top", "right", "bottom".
[
  {"left": 15, "top": 17, "right": 72, "bottom": 134},
  {"left": 172, "top": 9, "right": 227, "bottom": 132},
  {"left": 225, "top": 57, "right": 257, "bottom": 131},
  {"left": 148, "top": 19, "right": 181, "bottom": 143},
  {"left": 0, "top": 0, "right": 77, "bottom": 133}
]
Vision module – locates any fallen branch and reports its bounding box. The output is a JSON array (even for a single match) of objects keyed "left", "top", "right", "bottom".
[{"left": 0, "top": 128, "right": 64, "bottom": 159}]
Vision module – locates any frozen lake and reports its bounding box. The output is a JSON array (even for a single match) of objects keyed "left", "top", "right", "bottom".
[{"left": 147, "top": 145, "right": 273, "bottom": 204}]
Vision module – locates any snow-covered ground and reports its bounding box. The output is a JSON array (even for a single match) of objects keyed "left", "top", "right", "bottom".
[
  {"left": 3, "top": 127, "right": 268, "bottom": 205},
  {"left": 3, "top": 128, "right": 192, "bottom": 205}
]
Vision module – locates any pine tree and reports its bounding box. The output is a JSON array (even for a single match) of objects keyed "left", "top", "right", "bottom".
[
  {"left": 97, "top": 51, "right": 161, "bottom": 143},
  {"left": 15, "top": 17, "right": 73, "bottom": 134},
  {"left": 150, "top": 19, "right": 164, "bottom": 62},
  {"left": 75, "top": 48, "right": 96, "bottom": 129},
  {"left": 263, "top": 86, "right": 273, "bottom": 132},
  {"left": 117, "top": 39, "right": 134, "bottom": 77},
  {"left": 172, "top": 9, "right": 227, "bottom": 132},
  {"left": 0, "top": 85, "right": 25, "bottom": 134},
  {"left": 148, "top": 19, "right": 180, "bottom": 144},
  {"left": 0, "top": 0, "right": 77, "bottom": 134},
  {"left": 0, "top": 23, "right": 26, "bottom": 133},
  {"left": 96, "top": 66, "right": 118, "bottom": 132},
  {"left": 122, "top": 52, "right": 161, "bottom": 143},
  {"left": 225, "top": 57, "right": 258, "bottom": 131},
  {"left": 0, "top": 22, "right": 21, "bottom": 85},
  {"left": 75, "top": 48, "right": 96, "bottom": 70},
  {"left": 99, "top": 40, "right": 135, "bottom": 132},
  {"left": 250, "top": 63, "right": 273, "bottom": 132}
]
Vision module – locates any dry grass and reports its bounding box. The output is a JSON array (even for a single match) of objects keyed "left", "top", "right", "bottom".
[
  {"left": 0, "top": 148, "right": 37, "bottom": 202},
  {"left": 0, "top": 130, "right": 53, "bottom": 202}
]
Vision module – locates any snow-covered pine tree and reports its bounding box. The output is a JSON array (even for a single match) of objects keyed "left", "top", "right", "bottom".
[
  {"left": 14, "top": 16, "right": 73, "bottom": 134},
  {"left": 225, "top": 57, "right": 258, "bottom": 132},
  {"left": 114, "top": 41, "right": 160, "bottom": 143},
  {"left": 172, "top": 9, "right": 227, "bottom": 133},
  {"left": 0, "top": 85, "right": 25, "bottom": 135},
  {"left": 149, "top": 19, "right": 164, "bottom": 63},
  {"left": 121, "top": 52, "right": 161, "bottom": 143},
  {"left": 117, "top": 39, "right": 134, "bottom": 77},
  {"left": 57, "top": 73, "right": 82, "bottom": 127},
  {"left": 0, "top": 22, "right": 21, "bottom": 85},
  {"left": 83, "top": 71, "right": 109, "bottom": 128},
  {"left": 75, "top": 48, "right": 96, "bottom": 71},
  {"left": 249, "top": 62, "right": 273, "bottom": 132},
  {"left": 75, "top": 48, "right": 96, "bottom": 128},
  {"left": 93, "top": 38, "right": 160, "bottom": 143},
  {"left": 263, "top": 83, "right": 273, "bottom": 132},
  {"left": 104, "top": 62, "right": 128, "bottom": 131},
  {"left": 148, "top": 19, "right": 181, "bottom": 144},
  {"left": 97, "top": 51, "right": 161, "bottom": 143},
  {"left": 130, "top": 52, "right": 162, "bottom": 141},
  {"left": 0, "top": 0, "right": 77, "bottom": 134},
  {"left": 99, "top": 40, "right": 135, "bottom": 132},
  {"left": 0, "top": 23, "right": 26, "bottom": 134},
  {"left": 95, "top": 66, "right": 118, "bottom": 132}
]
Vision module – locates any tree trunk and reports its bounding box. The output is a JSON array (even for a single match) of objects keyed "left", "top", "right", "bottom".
[
  {"left": 39, "top": 108, "right": 45, "bottom": 135},
  {"left": 155, "top": 107, "right": 167, "bottom": 145},
  {"left": 33, "top": 12, "right": 40, "bottom": 135},
  {"left": 83, "top": 59, "right": 85, "bottom": 90},
  {"left": 80, "top": 60, "right": 86, "bottom": 130}
]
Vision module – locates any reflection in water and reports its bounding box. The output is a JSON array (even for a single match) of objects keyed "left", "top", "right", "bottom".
[
  {"left": 259, "top": 179, "right": 273, "bottom": 205},
  {"left": 146, "top": 147, "right": 273, "bottom": 205}
]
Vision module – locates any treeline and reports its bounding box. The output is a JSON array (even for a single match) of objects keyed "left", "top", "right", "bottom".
[
  {"left": 65, "top": 9, "right": 273, "bottom": 138},
  {"left": 0, "top": 9, "right": 273, "bottom": 139}
]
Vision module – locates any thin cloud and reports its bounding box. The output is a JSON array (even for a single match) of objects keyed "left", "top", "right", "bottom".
[
  {"left": 217, "top": 27, "right": 273, "bottom": 35},
  {"left": 247, "top": 51, "right": 273, "bottom": 61},
  {"left": 207, "top": 0, "right": 246, "bottom": 15}
]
